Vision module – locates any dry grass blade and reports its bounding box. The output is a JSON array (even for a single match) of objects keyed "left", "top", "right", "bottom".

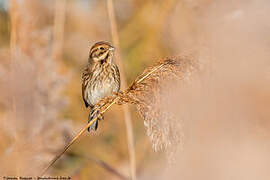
[
  {"left": 52, "top": 0, "right": 66, "bottom": 60},
  {"left": 83, "top": 155, "right": 130, "bottom": 180},
  {"left": 40, "top": 115, "right": 97, "bottom": 176}
]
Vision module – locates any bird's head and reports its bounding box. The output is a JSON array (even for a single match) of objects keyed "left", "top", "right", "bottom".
[{"left": 89, "top": 41, "right": 115, "bottom": 64}]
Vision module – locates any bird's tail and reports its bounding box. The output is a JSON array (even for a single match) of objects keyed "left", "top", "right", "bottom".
[{"left": 87, "top": 108, "right": 103, "bottom": 132}]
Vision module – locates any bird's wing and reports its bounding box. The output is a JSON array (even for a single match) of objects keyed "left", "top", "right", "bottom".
[
  {"left": 82, "top": 65, "right": 91, "bottom": 108},
  {"left": 115, "top": 64, "right": 121, "bottom": 91}
]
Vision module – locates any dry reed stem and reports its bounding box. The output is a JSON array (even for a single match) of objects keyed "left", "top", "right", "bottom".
[
  {"left": 106, "top": 0, "right": 136, "bottom": 179},
  {"left": 40, "top": 57, "right": 174, "bottom": 175},
  {"left": 40, "top": 117, "right": 95, "bottom": 175},
  {"left": 40, "top": 98, "right": 117, "bottom": 176}
]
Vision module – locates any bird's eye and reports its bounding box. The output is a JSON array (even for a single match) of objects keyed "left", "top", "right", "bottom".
[{"left": 100, "top": 47, "right": 105, "bottom": 50}]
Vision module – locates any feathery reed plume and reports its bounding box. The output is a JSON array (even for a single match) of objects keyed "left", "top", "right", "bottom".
[{"left": 117, "top": 56, "right": 198, "bottom": 153}]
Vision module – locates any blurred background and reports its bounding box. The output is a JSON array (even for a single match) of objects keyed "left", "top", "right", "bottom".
[{"left": 0, "top": 0, "right": 270, "bottom": 179}]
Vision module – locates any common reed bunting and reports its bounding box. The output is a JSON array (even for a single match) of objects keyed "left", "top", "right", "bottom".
[{"left": 82, "top": 41, "right": 120, "bottom": 131}]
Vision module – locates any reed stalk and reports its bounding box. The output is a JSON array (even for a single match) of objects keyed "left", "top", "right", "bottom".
[{"left": 106, "top": 0, "right": 136, "bottom": 179}]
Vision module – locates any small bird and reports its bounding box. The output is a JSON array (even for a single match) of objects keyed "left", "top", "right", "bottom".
[{"left": 82, "top": 41, "right": 120, "bottom": 131}]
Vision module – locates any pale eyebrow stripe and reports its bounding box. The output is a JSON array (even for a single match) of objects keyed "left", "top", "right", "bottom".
[{"left": 90, "top": 47, "right": 99, "bottom": 54}]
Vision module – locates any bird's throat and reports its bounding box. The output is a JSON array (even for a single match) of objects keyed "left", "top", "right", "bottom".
[{"left": 100, "top": 53, "right": 111, "bottom": 65}]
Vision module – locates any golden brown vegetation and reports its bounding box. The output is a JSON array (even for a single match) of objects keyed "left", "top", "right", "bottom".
[{"left": 1, "top": 0, "right": 270, "bottom": 180}]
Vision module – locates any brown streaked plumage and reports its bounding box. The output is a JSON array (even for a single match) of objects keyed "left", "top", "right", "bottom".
[{"left": 82, "top": 41, "right": 120, "bottom": 131}]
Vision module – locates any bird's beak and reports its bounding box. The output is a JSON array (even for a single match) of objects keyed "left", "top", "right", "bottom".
[{"left": 109, "top": 46, "right": 115, "bottom": 51}]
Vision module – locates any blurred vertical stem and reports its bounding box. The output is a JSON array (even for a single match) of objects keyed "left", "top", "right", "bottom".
[
  {"left": 9, "top": 0, "right": 18, "bottom": 175},
  {"left": 9, "top": 0, "right": 18, "bottom": 113},
  {"left": 82, "top": 154, "right": 129, "bottom": 180},
  {"left": 52, "top": 0, "right": 66, "bottom": 60},
  {"left": 106, "top": 0, "right": 136, "bottom": 180},
  {"left": 9, "top": 0, "right": 18, "bottom": 60}
]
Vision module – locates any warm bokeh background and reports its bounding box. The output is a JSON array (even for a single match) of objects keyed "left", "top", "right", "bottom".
[{"left": 0, "top": 0, "right": 270, "bottom": 179}]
